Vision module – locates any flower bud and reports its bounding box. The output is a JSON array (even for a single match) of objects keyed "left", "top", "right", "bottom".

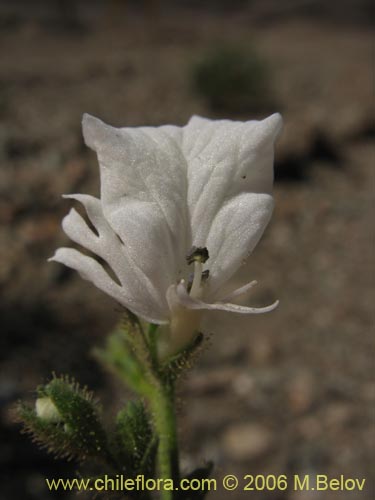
[{"left": 35, "top": 397, "right": 62, "bottom": 423}]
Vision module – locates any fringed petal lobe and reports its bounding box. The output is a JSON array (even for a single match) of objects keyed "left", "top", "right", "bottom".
[
  {"left": 59, "top": 194, "right": 170, "bottom": 322},
  {"left": 170, "top": 281, "right": 279, "bottom": 314},
  {"left": 49, "top": 248, "right": 168, "bottom": 324}
]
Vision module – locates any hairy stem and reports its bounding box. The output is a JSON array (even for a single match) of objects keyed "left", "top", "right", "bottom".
[{"left": 149, "top": 380, "right": 179, "bottom": 500}]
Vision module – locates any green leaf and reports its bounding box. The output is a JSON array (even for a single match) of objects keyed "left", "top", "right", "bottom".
[
  {"left": 113, "top": 400, "right": 156, "bottom": 477},
  {"left": 95, "top": 330, "right": 151, "bottom": 396}
]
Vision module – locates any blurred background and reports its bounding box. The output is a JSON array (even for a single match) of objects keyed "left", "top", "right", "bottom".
[{"left": 0, "top": 1, "right": 373, "bottom": 499}]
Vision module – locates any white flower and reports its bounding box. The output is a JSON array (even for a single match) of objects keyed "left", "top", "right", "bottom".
[{"left": 50, "top": 113, "right": 282, "bottom": 357}]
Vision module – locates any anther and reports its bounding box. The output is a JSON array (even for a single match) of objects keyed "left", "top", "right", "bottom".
[
  {"left": 201, "top": 270, "right": 210, "bottom": 282},
  {"left": 186, "top": 246, "right": 209, "bottom": 265}
]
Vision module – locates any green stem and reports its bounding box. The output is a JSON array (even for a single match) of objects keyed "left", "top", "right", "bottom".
[{"left": 149, "top": 380, "right": 179, "bottom": 500}]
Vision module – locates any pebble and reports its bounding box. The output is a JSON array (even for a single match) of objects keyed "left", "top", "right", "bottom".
[
  {"left": 222, "top": 423, "right": 273, "bottom": 461},
  {"left": 287, "top": 371, "right": 315, "bottom": 415}
]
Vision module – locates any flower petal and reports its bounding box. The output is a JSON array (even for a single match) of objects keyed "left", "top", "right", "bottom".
[
  {"left": 49, "top": 247, "right": 123, "bottom": 304},
  {"left": 82, "top": 114, "right": 189, "bottom": 295},
  {"left": 205, "top": 192, "right": 273, "bottom": 295},
  {"left": 49, "top": 248, "right": 169, "bottom": 324},
  {"left": 60, "top": 193, "right": 171, "bottom": 322},
  {"left": 181, "top": 113, "right": 282, "bottom": 248},
  {"left": 170, "top": 281, "right": 278, "bottom": 314}
]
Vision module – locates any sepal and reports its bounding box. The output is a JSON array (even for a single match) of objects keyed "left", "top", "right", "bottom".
[{"left": 161, "top": 332, "right": 205, "bottom": 384}]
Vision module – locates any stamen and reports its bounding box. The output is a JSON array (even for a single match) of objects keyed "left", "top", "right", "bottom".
[
  {"left": 186, "top": 273, "right": 194, "bottom": 293},
  {"left": 187, "top": 270, "right": 209, "bottom": 294},
  {"left": 190, "top": 260, "right": 203, "bottom": 298},
  {"left": 220, "top": 280, "right": 258, "bottom": 302}
]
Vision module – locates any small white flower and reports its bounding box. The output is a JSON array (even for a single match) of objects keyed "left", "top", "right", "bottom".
[{"left": 50, "top": 113, "right": 282, "bottom": 357}]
